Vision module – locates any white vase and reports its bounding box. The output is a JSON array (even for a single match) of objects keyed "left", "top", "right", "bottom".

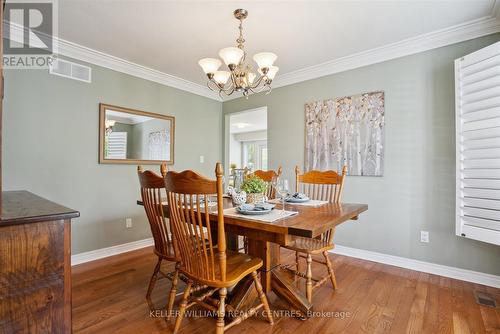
[{"left": 231, "top": 190, "right": 246, "bottom": 206}]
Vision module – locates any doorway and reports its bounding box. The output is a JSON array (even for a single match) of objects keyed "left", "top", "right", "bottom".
[{"left": 226, "top": 107, "right": 268, "bottom": 174}]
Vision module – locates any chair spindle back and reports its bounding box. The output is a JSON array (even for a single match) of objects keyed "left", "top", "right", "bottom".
[
  {"left": 251, "top": 166, "right": 282, "bottom": 199},
  {"left": 138, "top": 166, "right": 176, "bottom": 260},
  {"left": 295, "top": 166, "right": 347, "bottom": 203},
  {"left": 164, "top": 163, "right": 226, "bottom": 282},
  {"left": 295, "top": 166, "right": 347, "bottom": 243}
]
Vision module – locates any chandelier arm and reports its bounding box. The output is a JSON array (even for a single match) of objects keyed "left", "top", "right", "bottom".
[
  {"left": 247, "top": 75, "right": 265, "bottom": 90},
  {"left": 250, "top": 85, "right": 266, "bottom": 94},
  {"left": 252, "top": 80, "right": 272, "bottom": 95},
  {"left": 219, "top": 85, "right": 235, "bottom": 98},
  {"left": 208, "top": 77, "right": 234, "bottom": 94},
  {"left": 208, "top": 79, "right": 223, "bottom": 92},
  {"left": 223, "top": 79, "right": 234, "bottom": 92},
  {"left": 218, "top": 80, "right": 235, "bottom": 95},
  {"left": 207, "top": 80, "right": 218, "bottom": 92}
]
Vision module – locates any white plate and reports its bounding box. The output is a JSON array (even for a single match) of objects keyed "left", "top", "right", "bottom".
[
  {"left": 236, "top": 207, "right": 274, "bottom": 215},
  {"left": 286, "top": 197, "right": 310, "bottom": 203}
]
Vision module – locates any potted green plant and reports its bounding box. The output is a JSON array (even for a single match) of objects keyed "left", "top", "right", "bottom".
[{"left": 240, "top": 175, "right": 268, "bottom": 204}]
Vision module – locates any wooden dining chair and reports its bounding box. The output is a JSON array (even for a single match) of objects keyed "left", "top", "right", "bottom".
[
  {"left": 252, "top": 166, "right": 282, "bottom": 199},
  {"left": 282, "top": 165, "right": 347, "bottom": 303},
  {"left": 239, "top": 166, "right": 283, "bottom": 253},
  {"left": 165, "top": 163, "right": 274, "bottom": 334},
  {"left": 137, "top": 164, "right": 181, "bottom": 315}
]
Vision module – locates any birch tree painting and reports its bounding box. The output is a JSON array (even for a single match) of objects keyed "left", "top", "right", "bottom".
[{"left": 305, "top": 91, "right": 385, "bottom": 176}]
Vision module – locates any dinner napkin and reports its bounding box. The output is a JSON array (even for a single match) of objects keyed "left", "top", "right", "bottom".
[
  {"left": 289, "top": 192, "right": 308, "bottom": 199},
  {"left": 238, "top": 203, "right": 275, "bottom": 211}
]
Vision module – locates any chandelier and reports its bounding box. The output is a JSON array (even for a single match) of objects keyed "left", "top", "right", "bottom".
[{"left": 198, "top": 9, "right": 279, "bottom": 98}]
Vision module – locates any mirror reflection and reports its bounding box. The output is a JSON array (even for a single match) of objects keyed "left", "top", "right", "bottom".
[{"left": 100, "top": 104, "right": 174, "bottom": 164}]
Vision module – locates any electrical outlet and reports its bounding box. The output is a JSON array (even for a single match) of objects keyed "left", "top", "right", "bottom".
[
  {"left": 126, "top": 218, "right": 132, "bottom": 229},
  {"left": 200, "top": 155, "right": 205, "bottom": 163},
  {"left": 420, "top": 230, "right": 429, "bottom": 243}
]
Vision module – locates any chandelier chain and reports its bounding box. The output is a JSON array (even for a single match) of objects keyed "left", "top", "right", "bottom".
[{"left": 237, "top": 19, "right": 245, "bottom": 50}]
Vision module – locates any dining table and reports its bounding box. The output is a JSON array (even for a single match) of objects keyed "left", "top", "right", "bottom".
[{"left": 137, "top": 197, "right": 367, "bottom": 317}]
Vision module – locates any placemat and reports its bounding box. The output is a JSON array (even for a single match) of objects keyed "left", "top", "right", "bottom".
[{"left": 223, "top": 207, "right": 298, "bottom": 222}]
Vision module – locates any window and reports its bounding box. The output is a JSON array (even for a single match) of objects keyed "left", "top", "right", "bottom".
[
  {"left": 105, "top": 132, "right": 127, "bottom": 159},
  {"left": 242, "top": 140, "right": 268, "bottom": 171},
  {"left": 455, "top": 41, "right": 500, "bottom": 245}
]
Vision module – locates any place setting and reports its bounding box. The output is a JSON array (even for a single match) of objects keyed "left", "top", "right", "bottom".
[
  {"left": 267, "top": 177, "right": 330, "bottom": 207},
  {"left": 224, "top": 176, "right": 299, "bottom": 222}
]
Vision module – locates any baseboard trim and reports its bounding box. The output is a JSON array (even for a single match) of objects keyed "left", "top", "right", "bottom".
[
  {"left": 71, "top": 238, "right": 500, "bottom": 288},
  {"left": 71, "top": 238, "right": 154, "bottom": 266},
  {"left": 331, "top": 245, "right": 500, "bottom": 288}
]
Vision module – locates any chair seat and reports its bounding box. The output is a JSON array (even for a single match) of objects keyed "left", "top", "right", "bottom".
[
  {"left": 283, "top": 235, "right": 334, "bottom": 254},
  {"left": 181, "top": 250, "right": 263, "bottom": 288}
]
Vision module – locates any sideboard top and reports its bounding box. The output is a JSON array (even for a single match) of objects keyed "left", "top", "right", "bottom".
[{"left": 0, "top": 191, "right": 79, "bottom": 227}]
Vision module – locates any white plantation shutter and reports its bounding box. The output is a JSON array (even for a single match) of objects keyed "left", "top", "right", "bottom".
[
  {"left": 455, "top": 41, "right": 500, "bottom": 245},
  {"left": 106, "top": 132, "right": 127, "bottom": 159}
]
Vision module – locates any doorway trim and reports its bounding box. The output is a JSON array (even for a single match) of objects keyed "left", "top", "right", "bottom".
[{"left": 224, "top": 106, "right": 268, "bottom": 176}]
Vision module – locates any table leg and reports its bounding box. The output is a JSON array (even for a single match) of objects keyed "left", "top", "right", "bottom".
[
  {"left": 271, "top": 267, "right": 312, "bottom": 316},
  {"left": 228, "top": 275, "right": 257, "bottom": 312},
  {"left": 228, "top": 239, "right": 278, "bottom": 311},
  {"left": 230, "top": 237, "right": 313, "bottom": 317},
  {"left": 247, "top": 239, "right": 280, "bottom": 293}
]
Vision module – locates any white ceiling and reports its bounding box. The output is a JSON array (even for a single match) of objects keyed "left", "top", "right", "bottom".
[
  {"left": 58, "top": 0, "right": 496, "bottom": 87},
  {"left": 230, "top": 107, "right": 267, "bottom": 134},
  {"left": 106, "top": 109, "right": 153, "bottom": 124}
]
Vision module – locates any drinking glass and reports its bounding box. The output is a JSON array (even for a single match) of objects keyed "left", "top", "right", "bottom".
[
  {"left": 276, "top": 179, "right": 289, "bottom": 213},
  {"left": 271, "top": 175, "right": 279, "bottom": 199}
]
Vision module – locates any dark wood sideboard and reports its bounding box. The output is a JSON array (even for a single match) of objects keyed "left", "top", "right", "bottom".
[{"left": 0, "top": 191, "right": 79, "bottom": 333}]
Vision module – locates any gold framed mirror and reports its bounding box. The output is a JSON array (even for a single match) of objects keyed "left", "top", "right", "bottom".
[{"left": 99, "top": 103, "right": 175, "bottom": 165}]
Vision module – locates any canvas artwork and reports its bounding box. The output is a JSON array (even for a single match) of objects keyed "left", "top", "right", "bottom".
[{"left": 305, "top": 91, "right": 385, "bottom": 176}]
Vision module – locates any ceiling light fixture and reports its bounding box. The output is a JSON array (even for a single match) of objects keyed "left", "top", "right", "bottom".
[{"left": 198, "top": 9, "right": 279, "bottom": 99}]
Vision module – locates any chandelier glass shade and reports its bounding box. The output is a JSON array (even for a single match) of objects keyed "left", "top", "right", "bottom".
[{"left": 198, "top": 9, "right": 278, "bottom": 98}]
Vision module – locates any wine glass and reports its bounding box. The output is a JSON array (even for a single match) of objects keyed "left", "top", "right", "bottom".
[
  {"left": 271, "top": 175, "right": 279, "bottom": 199},
  {"left": 276, "top": 179, "right": 289, "bottom": 213}
]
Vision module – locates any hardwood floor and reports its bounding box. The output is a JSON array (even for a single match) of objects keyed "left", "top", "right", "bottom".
[{"left": 72, "top": 247, "right": 500, "bottom": 334}]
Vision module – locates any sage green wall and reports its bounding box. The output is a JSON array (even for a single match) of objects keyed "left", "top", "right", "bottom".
[
  {"left": 223, "top": 34, "right": 500, "bottom": 275},
  {"left": 3, "top": 58, "right": 222, "bottom": 254}
]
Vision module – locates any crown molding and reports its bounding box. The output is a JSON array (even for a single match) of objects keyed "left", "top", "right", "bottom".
[
  {"left": 223, "top": 12, "right": 500, "bottom": 101},
  {"left": 4, "top": 21, "right": 222, "bottom": 101},
  {"left": 57, "top": 38, "right": 222, "bottom": 101},
  {"left": 272, "top": 14, "right": 500, "bottom": 90},
  {"left": 5, "top": 6, "right": 500, "bottom": 103}
]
